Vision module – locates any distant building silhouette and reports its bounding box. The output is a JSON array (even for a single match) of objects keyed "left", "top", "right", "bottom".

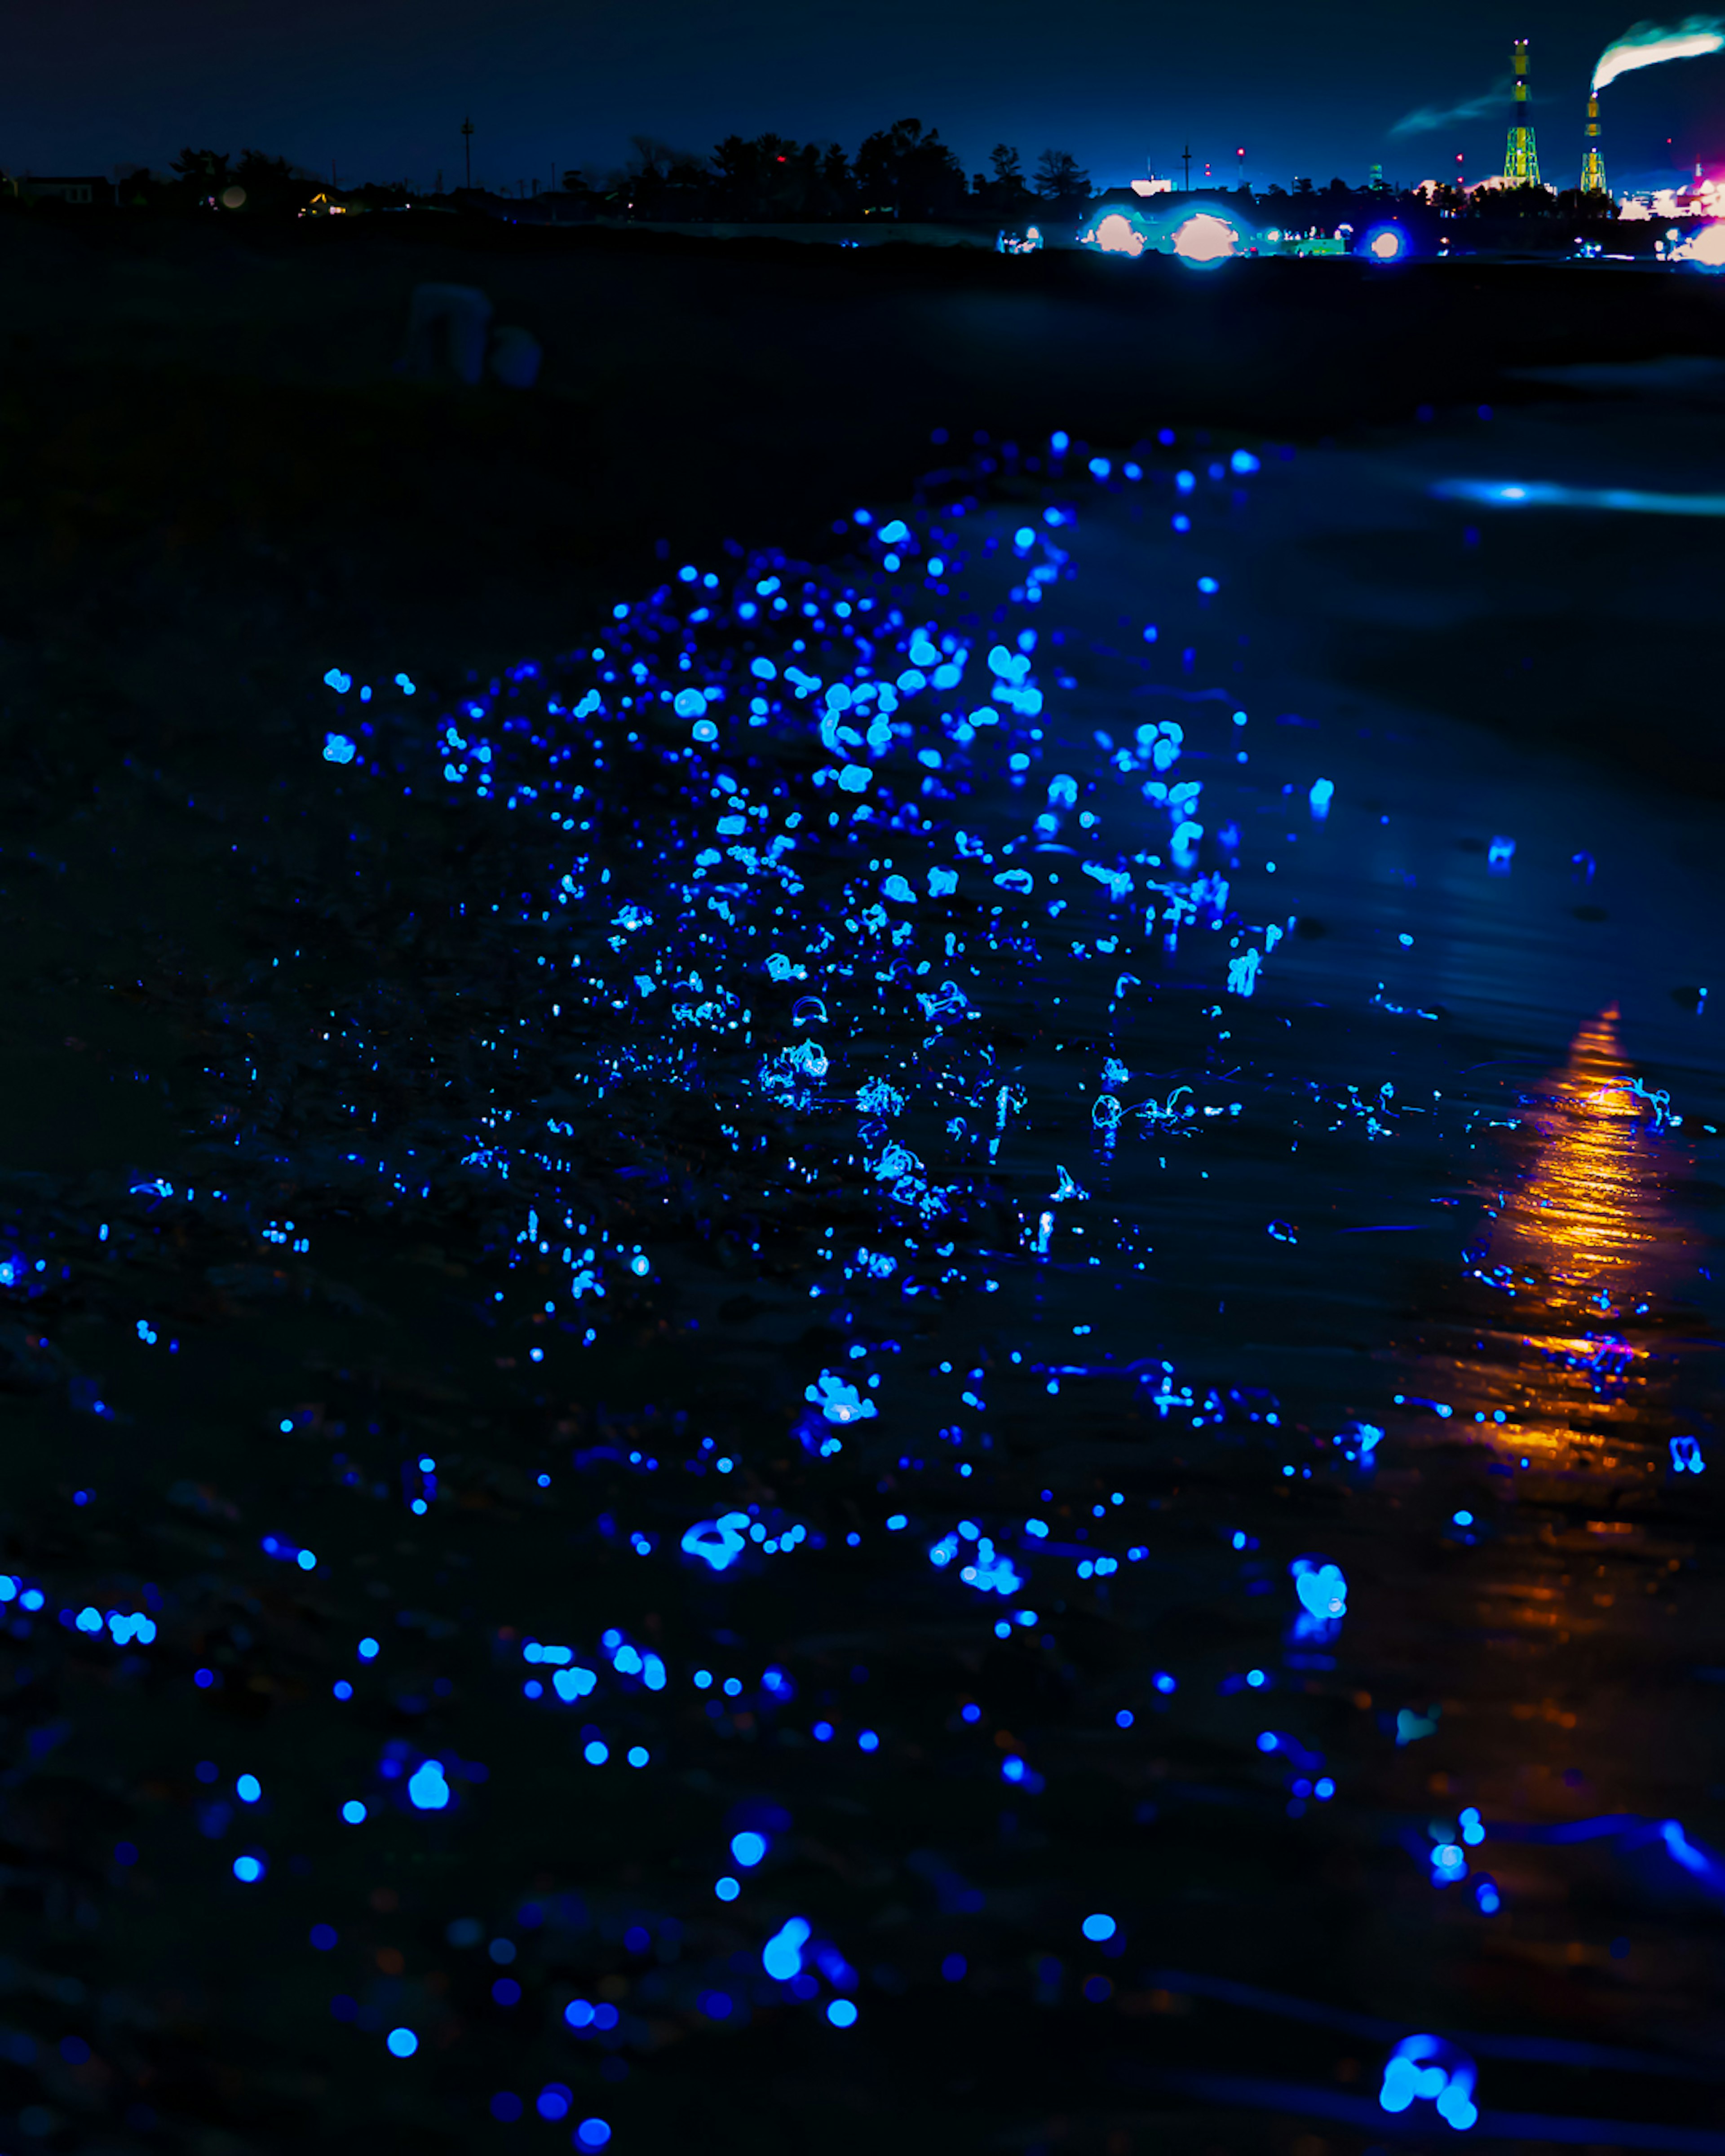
[{"left": 8, "top": 174, "right": 114, "bottom": 206}]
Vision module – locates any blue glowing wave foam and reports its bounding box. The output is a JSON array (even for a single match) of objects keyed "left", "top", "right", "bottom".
[{"left": 1433, "top": 478, "right": 1725, "bottom": 517}]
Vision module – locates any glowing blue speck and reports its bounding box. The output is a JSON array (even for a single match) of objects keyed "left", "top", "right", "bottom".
[{"left": 407, "top": 1761, "right": 451, "bottom": 1811}]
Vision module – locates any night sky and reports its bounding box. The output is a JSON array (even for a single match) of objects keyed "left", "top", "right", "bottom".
[{"left": 10, "top": 0, "right": 1725, "bottom": 194}]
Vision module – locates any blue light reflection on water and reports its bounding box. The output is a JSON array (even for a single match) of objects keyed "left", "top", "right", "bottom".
[{"left": 1434, "top": 478, "right": 1725, "bottom": 517}]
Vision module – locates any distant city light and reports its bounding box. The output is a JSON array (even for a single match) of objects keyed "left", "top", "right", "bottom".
[
  {"left": 1172, "top": 213, "right": 1240, "bottom": 265},
  {"left": 1092, "top": 213, "right": 1145, "bottom": 256}
]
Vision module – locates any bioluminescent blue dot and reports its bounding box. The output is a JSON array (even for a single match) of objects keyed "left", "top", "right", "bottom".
[
  {"left": 236, "top": 1774, "right": 261, "bottom": 1804},
  {"left": 942, "top": 1953, "right": 967, "bottom": 1981},
  {"left": 583, "top": 1740, "right": 609, "bottom": 1767},
  {"left": 762, "top": 1916, "right": 810, "bottom": 1980},
  {"left": 575, "top": 2121, "right": 611, "bottom": 2151},
  {"left": 858, "top": 1729, "right": 879, "bottom": 1753},
  {"left": 1115, "top": 1709, "right": 1134, "bottom": 1729},
  {"left": 232, "top": 1855, "right": 265, "bottom": 1883},
  {"left": 565, "top": 1997, "right": 595, "bottom": 2029},
  {"left": 358, "top": 1636, "right": 380, "bottom": 1661},
  {"left": 332, "top": 1680, "right": 353, "bottom": 1700},
  {"left": 827, "top": 1998, "right": 859, "bottom": 2028},
  {"left": 341, "top": 1800, "right": 367, "bottom": 1825},
  {"left": 714, "top": 1875, "right": 740, "bottom": 1902},
  {"left": 813, "top": 1720, "right": 834, "bottom": 1742},
  {"left": 536, "top": 2085, "right": 572, "bottom": 2121},
  {"left": 385, "top": 2027, "right": 418, "bottom": 2059},
  {"left": 488, "top": 1937, "right": 516, "bottom": 1964},
  {"left": 730, "top": 1830, "right": 768, "bottom": 1869},
  {"left": 1081, "top": 1912, "right": 1117, "bottom": 1943},
  {"left": 627, "top": 1745, "right": 649, "bottom": 1767},
  {"left": 310, "top": 1924, "right": 337, "bottom": 1950},
  {"left": 407, "top": 1761, "right": 451, "bottom": 1811}
]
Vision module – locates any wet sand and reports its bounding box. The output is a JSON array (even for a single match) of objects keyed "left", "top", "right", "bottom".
[{"left": 0, "top": 219, "right": 1722, "bottom": 2156}]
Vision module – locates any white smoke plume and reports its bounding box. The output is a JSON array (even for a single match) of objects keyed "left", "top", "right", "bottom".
[
  {"left": 1593, "top": 14, "right": 1725, "bottom": 92},
  {"left": 1389, "top": 79, "right": 1512, "bottom": 137}
]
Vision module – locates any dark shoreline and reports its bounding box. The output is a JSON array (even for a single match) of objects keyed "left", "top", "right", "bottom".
[{"left": 3, "top": 213, "right": 1722, "bottom": 828}]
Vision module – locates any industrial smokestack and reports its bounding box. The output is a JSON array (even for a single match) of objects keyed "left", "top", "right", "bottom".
[
  {"left": 1504, "top": 38, "right": 1542, "bottom": 183},
  {"left": 1581, "top": 88, "right": 1608, "bottom": 194}
]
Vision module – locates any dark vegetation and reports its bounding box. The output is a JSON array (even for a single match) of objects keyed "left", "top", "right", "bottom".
[{"left": 25, "top": 121, "right": 1622, "bottom": 239}]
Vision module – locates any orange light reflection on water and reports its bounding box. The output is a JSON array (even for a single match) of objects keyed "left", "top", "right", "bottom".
[{"left": 1456, "top": 1008, "right": 1693, "bottom": 1467}]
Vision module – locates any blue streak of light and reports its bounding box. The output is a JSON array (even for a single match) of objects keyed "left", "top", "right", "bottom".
[{"left": 1433, "top": 479, "right": 1725, "bottom": 518}]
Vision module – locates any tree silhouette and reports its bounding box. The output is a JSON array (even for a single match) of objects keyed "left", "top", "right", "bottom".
[
  {"left": 711, "top": 133, "right": 814, "bottom": 218},
  {"left": 854, "top": 119, "right": 966, "bottom": 220},
  {"left": 1033, "top": 148, "right": 1091, "bottom": 209},
  {"left": 168, "top": 148, "right": 232, "bottom": 202}
]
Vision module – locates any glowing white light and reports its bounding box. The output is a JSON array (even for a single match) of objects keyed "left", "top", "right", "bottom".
[
  {"left": 1172, "top": 213, "right": 1238, "bottom": 264},
  {"left": 1677, "top": 219, "right": 1725, "bottom": 265},
  {"left": 1092, "top": 212, "right": 1145, "bottom": 256}
]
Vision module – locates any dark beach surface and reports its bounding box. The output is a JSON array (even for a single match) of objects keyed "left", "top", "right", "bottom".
[{"left": 2, "top": 211, "right": 1725, "bottom": 2156}]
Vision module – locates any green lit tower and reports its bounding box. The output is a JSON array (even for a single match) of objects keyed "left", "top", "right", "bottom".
[
  {"left": 1580, "top": 87, "right": 1608, "bottom": 194},
  {"left": 1504, "top": 39, "right": 1540, "bottom": 184}
]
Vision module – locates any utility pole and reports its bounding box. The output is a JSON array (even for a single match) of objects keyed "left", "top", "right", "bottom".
[
  {"left": 461, "top": 116, "right": 474, "bottom": 191},
  {"left": 1181, "top": 141, "right": 1192, "bottom": 191}
]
